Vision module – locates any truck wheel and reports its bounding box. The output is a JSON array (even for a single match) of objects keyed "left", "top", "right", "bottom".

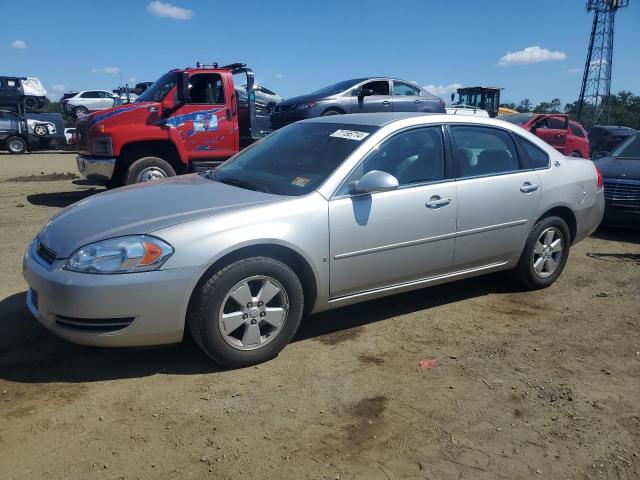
[
  {"left": 125, "top": 156, "right": 176, "bottom": 185},
  {"left": 23, "top": 96, "right": 39, "bottom": 110},
  {"left": 73, "top": 107, "right": 89, "bottom": 119},
  {"left": 187, "top": 256, "right": 304, "bottom": 367},
  {"left": 510, "top": 216, "right": 571, "bottom": 290},
  {"left": 6, "top": 136, "right": 27, "bottom": 154}
]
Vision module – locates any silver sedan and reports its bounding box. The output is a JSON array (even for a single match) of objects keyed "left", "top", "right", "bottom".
[{"left": 23, "top": 113, "right": 604, "bottom": 367}]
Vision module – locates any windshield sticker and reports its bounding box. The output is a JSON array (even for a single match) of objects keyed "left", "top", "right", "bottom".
[
  {"left": 291, "top": 177, "right": 310, "bottom": 187},
  {"left": 330, "top": 129, "right": 370, "bottom": 141}
]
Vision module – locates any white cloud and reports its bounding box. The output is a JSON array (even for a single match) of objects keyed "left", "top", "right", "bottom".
[
  {"left": 497, "top": 46, "right": 567, "bottom": 66},
  {"left": 52, "top": 84, "right": 66, "bottom": 93},
  {"left": 423, "top": 83, "right": 463, "bottom": 96},
  {"left": 12, "top": 39, "right": 27, "bottom": 49},
  {"left": 589, "top": 58, "right": 608, "bottom": 67},
  {"left": 568, "top": 67, "right": 582, "bottom": 73},
  {"left": 92, "top": 66, "right": 120, "bottom": 75},
  {"left": 274, "top": 73, "right": 283, "bottom": 80},
  {"left": 128, "top": 77, "right": 137, "bottom": 83},
  {"left": 147, "top": 1, "right": 193, "bottom": 20}
]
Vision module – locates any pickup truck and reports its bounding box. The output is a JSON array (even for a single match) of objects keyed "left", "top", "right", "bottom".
[{"left": 76, "top": 63, "right": 270, "bottom": 186}]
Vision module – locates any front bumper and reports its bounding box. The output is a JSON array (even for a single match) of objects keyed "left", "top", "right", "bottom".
[
  {"left": 76, "top": 155, "right": 116, "bottom": 183},
  {"left": 601, "top": 200, "right": 640, "bottom": 227},
  {"left": 22, "top": 242, "right": 202, "bottom": 347}
]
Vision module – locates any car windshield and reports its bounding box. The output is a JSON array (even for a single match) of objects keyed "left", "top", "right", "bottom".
[
  {"left": 610, "top": 133, "right": 640, "bottom": 158},
  {"left": 136, "top": 72, "right": 177, "bottom": 102},
  {"left": 498, "top": 113, "right": 534, "bottom": 125},
  {"left": 311, "top": 79, "right": 364, "bottom": 96},
  {"left": 208, "top": 122, "right": 379, "bottom": 196}
]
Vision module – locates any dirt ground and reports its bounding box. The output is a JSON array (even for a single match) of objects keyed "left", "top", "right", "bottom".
[{"left": 0, "top": 152, "right": 638, "bottom": 480}]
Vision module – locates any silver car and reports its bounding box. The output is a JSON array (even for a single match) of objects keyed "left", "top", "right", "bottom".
[{"left": 23, "top": 113, "right": 604, "bottom": 367}]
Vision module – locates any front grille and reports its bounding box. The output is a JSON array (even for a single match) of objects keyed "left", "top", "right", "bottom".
[
  {"left": 604, "top": 181, "right": 640, "bottom": 203},
  {"left": 55, "top": 315, "right": 135, "bottom": 333},
  {"left": 36, "top": 240, "right": 57, "bottom": 265},
  {"left": 273, "top": 104, "right": 294, "bottom": 113},
  {"left": 76, "top": 122, "right": 89, "bottom": 150}
]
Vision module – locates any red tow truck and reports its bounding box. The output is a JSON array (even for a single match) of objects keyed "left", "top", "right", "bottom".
[{"left": 76, "top": 63, "right": 272, "bottom": 186}]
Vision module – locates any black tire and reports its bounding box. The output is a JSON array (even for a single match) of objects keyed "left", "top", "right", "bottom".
[
  {"left": 322, "top": 109, "right": 342, "bottom": 116},
  {"left": 6, "top": 136, "right": 27, "bottom": 154},
  {"left": 569, "top": 151, "right": 582, "bottom": 158},
  {"left": 510, "top": 216, "right": 571, "bottom": 290},
  {"left": 73, "top": 106, "right": 89, "bottom": 119},
  {"left": 23, "top": 96, "right": 39, "bottom": 110},
  {"left": 187, "top": 256, "right": 304, "bottom": 368},
  {"left": 124, "top": 156, "right": 176, "bottom": 185}
]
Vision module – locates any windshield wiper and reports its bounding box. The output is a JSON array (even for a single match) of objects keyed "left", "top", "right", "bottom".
[{"left": 217, "top": 176, "right": 270, "bottom": 193}]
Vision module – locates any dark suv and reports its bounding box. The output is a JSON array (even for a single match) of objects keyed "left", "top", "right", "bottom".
[{"left": 270, "top": 77, "right": 445, "bottom": 128}]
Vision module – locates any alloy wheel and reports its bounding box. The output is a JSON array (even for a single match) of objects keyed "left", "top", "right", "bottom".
[
  {"left": 532, "top": 227, "right": 563, "bottom": 277},
  {"left": 9, "top": 139, "right": 24, "bottom": 153},
  {"left": 137, "top": 167, "right": 168, "bottom": 182},
  {"left": 218, "top": 275, "right": 289, "bottom": 351}
]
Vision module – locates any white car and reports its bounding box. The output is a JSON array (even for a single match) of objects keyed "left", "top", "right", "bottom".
[{"left": 60, "top": 90, "right": 119, "bottom": 119}]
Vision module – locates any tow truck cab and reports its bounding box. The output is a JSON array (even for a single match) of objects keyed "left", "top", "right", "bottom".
[{"left": 76, "top": 63, "right": 271, "bottom": 186}]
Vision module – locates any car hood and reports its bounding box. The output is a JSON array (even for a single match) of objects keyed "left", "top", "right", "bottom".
[
  {"left": 38, "top": 174, "right": 285, "bottom": 258},
  {"left": 81, "top": 102, "right": 158, "bottom": 129},
  {"left": 594, "top": 155, "right": 640, "bottom": 181},
  {"left": 276, "top": 93, "right": 330, "bottom": 107}
]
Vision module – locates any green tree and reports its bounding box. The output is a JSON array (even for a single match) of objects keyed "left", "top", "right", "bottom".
[{"left": 517, "top": 99, "right": 532, "bottom": 113}]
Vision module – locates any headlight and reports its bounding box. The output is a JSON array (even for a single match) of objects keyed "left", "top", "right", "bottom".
[{"left": 65, "top": 235, "right": 173, "bottom": 274}]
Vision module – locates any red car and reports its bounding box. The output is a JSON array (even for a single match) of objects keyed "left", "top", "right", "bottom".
[{"left": 500, "top": 113, "right": 590, "bottom": 158}]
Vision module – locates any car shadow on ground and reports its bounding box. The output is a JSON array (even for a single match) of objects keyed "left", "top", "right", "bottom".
[
  {"left": 0, "top": 273, "right": 522, "bottom": 384},
  {"left": 27, "top": 188, "right": 102, "bottom": 208},
  {"left": 592, "top": 226, "right": 640, "bottom": 244}
]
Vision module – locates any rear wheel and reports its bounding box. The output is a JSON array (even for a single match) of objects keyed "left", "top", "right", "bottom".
[
  {"left": 23, "top": 96, "right": 39, "bottom": 110},
  {"left": 73, "top": 106, "right": 88, "bottom": 119},
  {"left": 187, "top": 256, "right": 304, "bottom": 367},
  {"left": 6, "top": 136, "right": 27, "bottom": 154},
  {"left": 124, "top": 156, "right": 176, "bottom": 185},
  {"left": 511, "top": 216, "right": 571, "bottom": 290}
]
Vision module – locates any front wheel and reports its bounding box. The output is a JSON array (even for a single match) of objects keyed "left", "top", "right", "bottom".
[
  {"left": 569, "top": 151, "right": 582, "bottom": 158},
  {"left": 322, "top": 109, "right": 342, "bottom": 116},
  {"left": 73, "top": 106, "right": 88, "bottom": 119},
  {"left": 511, "top": 216, "right": 571, "bottom": 290},
  {"left": 6, "top": 136, "right": 27, "bottom": 154},
  {"left": 187, "top": 257, "right": 304, "bottom": 367},
  {"left": 125, "top": 156, "right": 176, "bottom": 185}
]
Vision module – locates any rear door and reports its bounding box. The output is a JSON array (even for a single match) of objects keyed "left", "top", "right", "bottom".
[
  {"left": 169, "top": 72, "right": 237, "bottom": 160},
  {"left": 351, "top": 80, "right": 393, "bottom": 113},
  {"left": 533, "top": 115, "right": 568, "bottom": 154},
  {"left": 392, "top": 81, "right": 422, "bottom": 112},
  {"left": 449, "top": 124, "right": 542, "bottom": 270}
]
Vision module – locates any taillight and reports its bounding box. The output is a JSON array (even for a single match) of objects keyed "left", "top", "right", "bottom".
[{"left": 594, "top": 163, "right": 603, "bottom": 189}]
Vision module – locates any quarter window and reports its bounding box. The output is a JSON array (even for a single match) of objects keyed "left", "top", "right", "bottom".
[
  {"left": 515, "top": 136, "right": 550, "bottom": 169},
  {"left": 450, "top": 125, "right": 519, "bottom": 177},
  {"left": 339, "top": 126, "right": 444, "bottom": 195},
  {"left": 393, "top": 82, "right": 421, "bottom": 96}
]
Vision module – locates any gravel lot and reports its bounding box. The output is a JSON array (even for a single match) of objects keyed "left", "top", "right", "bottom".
[{"left": 0, "top": 152, "right": 638, "bottom": 480}]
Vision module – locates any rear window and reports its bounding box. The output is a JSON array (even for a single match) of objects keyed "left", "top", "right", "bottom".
[
  {"left": 498, "top": 113, "right": 533, "bottom": 125},
  {"left": 61, "top": 92, "right": 78, "bottom": 99},
  {"left": 611, "top": 134, "right": 640, "bottom": 158}
]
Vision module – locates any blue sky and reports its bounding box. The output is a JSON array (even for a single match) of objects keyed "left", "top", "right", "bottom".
[{"left": 2, "top": 0, "right": 639, "bottom": 106}]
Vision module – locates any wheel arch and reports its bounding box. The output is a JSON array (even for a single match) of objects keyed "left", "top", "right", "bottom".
[
  {"left": 322, "top": 106, "right": 346, "bottom": 115},
  {"left": 116, "top": 140, "right": 185, "bottom": 181},
  {"left": 535, "top": 205, "right": 577, "bottom": 243},
  {"left": 188, "top": 243, "right": 319, "bottom": 317}
]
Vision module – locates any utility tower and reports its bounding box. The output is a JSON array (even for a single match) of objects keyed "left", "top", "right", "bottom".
[{"left": 577, "top": 0, "right": 628, "bottom": 127}]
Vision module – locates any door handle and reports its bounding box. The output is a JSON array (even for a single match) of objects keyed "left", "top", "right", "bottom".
[
  {"left": 426, "top": 195, "right": 451, "bottom": 208},
  {"left": 413, "top": 99, "right": 422, "bottom": 104},
  {"left": 520, "top": 182, "right": 539, "bottom": 193},
  {"left": 382, "top": 101, "right": 391, "bottom": 106}
]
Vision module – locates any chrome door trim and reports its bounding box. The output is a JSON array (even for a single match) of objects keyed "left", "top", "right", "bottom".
[
  {"left": 333, "top": 219, "right": 527, "bottom": 260},
  {"left": 329, "top": 261, "right": 509, "bottom": 308}
]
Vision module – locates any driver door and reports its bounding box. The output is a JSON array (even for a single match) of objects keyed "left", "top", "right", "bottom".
[
  {"left": 533, "top": 115, "right": 568, "bottom": 154},
  {"left": 329, "top": 125, "right": 456, "bottom": 298},
  {"left": 351, "top": 80, "right": 393, "bottom": 113}
]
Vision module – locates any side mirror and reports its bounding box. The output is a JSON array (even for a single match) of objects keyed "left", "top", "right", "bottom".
[
  {"left": 359, "top": 88, "right": 375, "bottom": 98},
  {"left": 350, "top": 170, "right": 399, "bottom": 194},
  {"left": 176, "top": 72, "right": 190, "bottom": 104}
]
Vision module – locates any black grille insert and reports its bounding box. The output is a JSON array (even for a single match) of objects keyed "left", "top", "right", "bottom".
[
  {"left": 36, "top": 241, "right": 57, "bottom": 265},
  {"left": 55, "top": 315, "right": 135, "bottom": 333}
]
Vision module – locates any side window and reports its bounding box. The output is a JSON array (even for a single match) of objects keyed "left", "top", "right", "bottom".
[
  {"left": 99, "top": 91, "right": 113, "bottom": 98},
  {"left": 450, "top": 126, "right": 519, "bottom": 178},
  {"left": 548, "top": 116, "right": 567, "bottom": 130},
  {"left": 188, "top": 73, "right": 224, "bottom": 104},
  {"left": 393, "top": 82, "right": 421, "bottom": 96},
  {"left": 570, "top": 124, "right": 585, "bottom": 138},
  {"left": 361, "top": 80, "right": 389, "bottom": 96},
  {"left": 81, "top": 91, "right": 98, "bottom": 98},
  {"left": 339, "top": 126, "right": 444, "bottom": 195},
  {"left": 515, "top": 135, "right": 550, "bottom": 169},
  {"left": 7, "top": 79, "right": 17, "bottom": 88}
]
